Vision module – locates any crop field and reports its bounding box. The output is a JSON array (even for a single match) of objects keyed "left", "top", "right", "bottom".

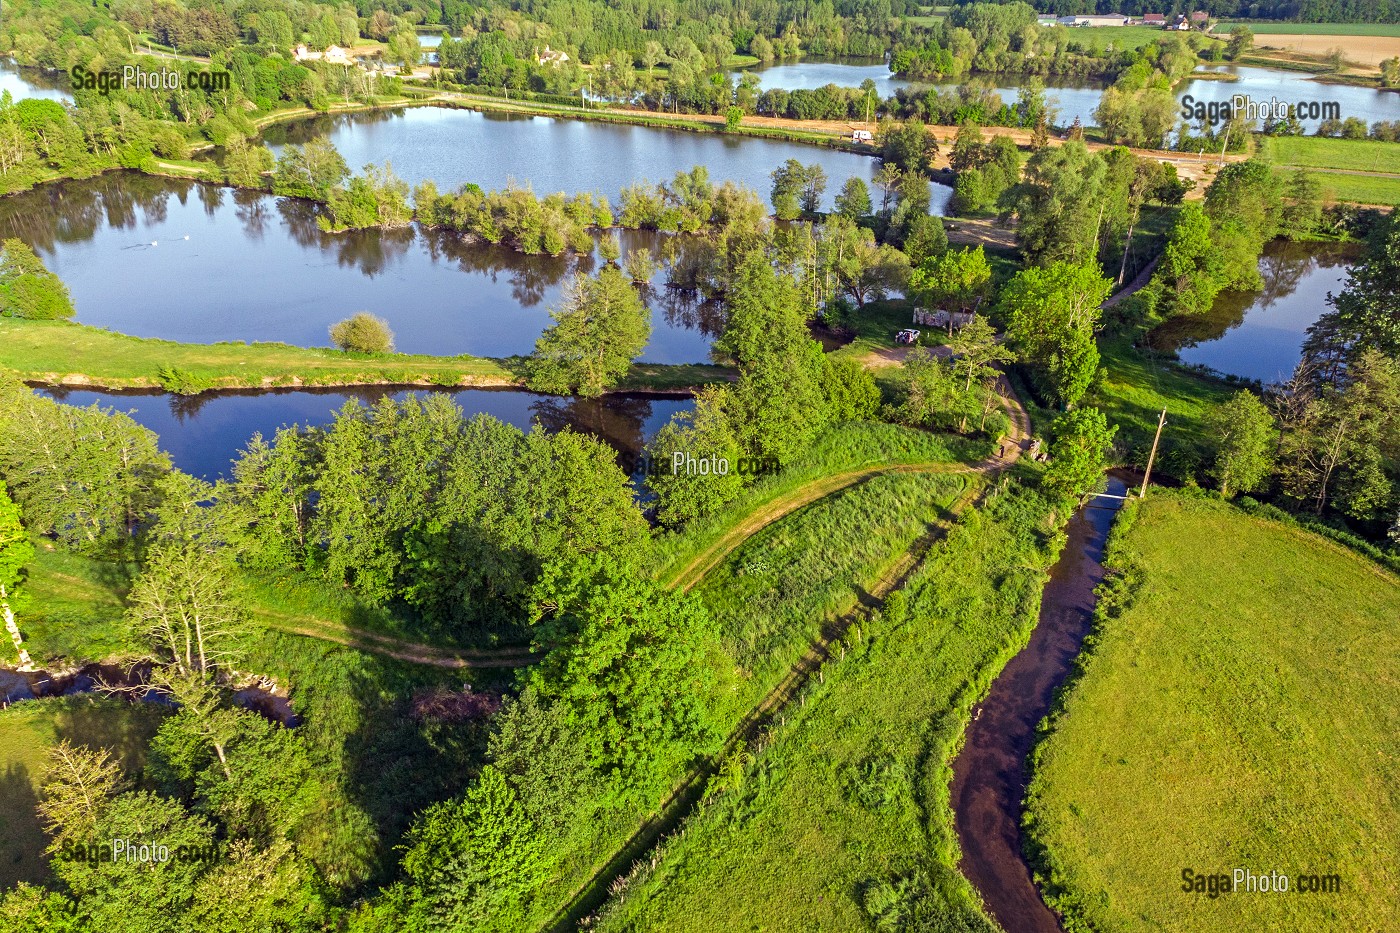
[
  {"left": 1250, "top": 31, "right": 1400, "bottom": 67},
  {"left": 1025, "top": 494, "right": 1400, "bottom": 933},
  {"left": 595, "top": 482, "right": 1060, "bottom": 933},
  {"left": 1259, "top": 136, "right": 1400, "bottom": 175},
  {"left": 0, "top": 699, "right": 167, "bottom": 890}
]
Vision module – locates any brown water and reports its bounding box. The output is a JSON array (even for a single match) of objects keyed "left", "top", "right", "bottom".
[{"left": 950, "top": 475, "right": 1129, "bottom": 933}]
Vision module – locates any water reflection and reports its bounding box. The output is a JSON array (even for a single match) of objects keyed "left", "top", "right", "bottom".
[
  {"left": 38, "top": 387, "right": 693, "bottom": 482},
  {"left": 0, "top": 174, "right": 712, "bottom": 362},
  {"left": 256, "top": 106, "right": 932, "bottom": 213},
  {"left": 1149, "top": 240, "right": 1357, "bottom": 382}
]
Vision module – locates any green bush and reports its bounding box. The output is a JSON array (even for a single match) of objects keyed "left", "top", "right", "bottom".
[{"left": 329, "top": 313, "right": 396, "bottom": 354}]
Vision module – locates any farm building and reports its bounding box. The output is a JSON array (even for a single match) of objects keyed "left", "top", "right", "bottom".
[{"left": 1057, "top": 14, "right": 1130, "bottom": 26}]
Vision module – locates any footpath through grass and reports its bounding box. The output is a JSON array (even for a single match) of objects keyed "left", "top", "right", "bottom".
[
  {"left": 0, "top": 319, "right": 729, "bottom": 394},
  {"left": 594, "top": 481, "right": 1062, "bottom": 933},
  {"left": 650, "top": 421, "right": 993, "bottom": 590},
  {"left": 1025, "top": 492, "right": 1400, "bottom": 933}
]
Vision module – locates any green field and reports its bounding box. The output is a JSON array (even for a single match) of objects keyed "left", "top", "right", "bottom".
[
  {"left": 1068, "top": 25, "right": 1221, "bottom": 52},
  {"left": 1224, "top": 22, "right": 1400, "bottom": 37},
  {"left": 0, "top": 319, "right": 729, "bottom": 394},
  {"left": 1260, "top": 136, "right": 1400, "bottom": 176},
  {"left": 595, "top": 482, "right": 1058, "bottom": 933},
  {"left": 1312, "top": 171, "right": 1400, "bottom": 207},
  {"left": 1025, "top": 493, "right": 1400, "bottom": 933},
  {"left": 0, "top": 699, "right": 168, "bottom": 889}
]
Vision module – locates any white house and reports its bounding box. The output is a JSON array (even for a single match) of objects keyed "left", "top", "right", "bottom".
[{"left": 537, "top": 45, "right": 570, "bottom": 66}]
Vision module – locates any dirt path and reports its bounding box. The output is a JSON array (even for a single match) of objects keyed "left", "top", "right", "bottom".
[{"left": 253, "top": 608, "right": 540, "bottom": 669}]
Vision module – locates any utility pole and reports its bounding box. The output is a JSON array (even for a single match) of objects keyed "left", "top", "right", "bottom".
[{"left": 1140, "top": 408, "right": 1167, "bottom": 499}]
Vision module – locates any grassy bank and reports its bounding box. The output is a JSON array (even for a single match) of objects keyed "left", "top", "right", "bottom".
[
  {"left": 1090, "top": 335, "right": 1235, "bottom": 475},
  {"left": 594, "top": 481, "right": 1061, "bottom": 932},
  {"left": 1025, "top": 493, "right": 1400, "bottom": 933},
  {"left": 0, "top": 319, "right": 730, "bottom": 394}
]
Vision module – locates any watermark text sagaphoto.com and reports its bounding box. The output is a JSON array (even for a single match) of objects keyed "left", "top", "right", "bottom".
[
  {"left": 70, "top": 65, "right": 232, "bottom": 95},
  {"left": 1180, "top": 867, "right": 1343, "bottom": 897},
  {"left": 1179, "top": 93, "right": 1341, "bottom": 125},
  {"left": 56, "top": 839, "right": 220, "bottom": 866}
]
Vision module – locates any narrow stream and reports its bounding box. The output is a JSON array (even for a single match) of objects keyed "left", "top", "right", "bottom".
[{"left": 950, "top": 474, "right": 1130, "bottom": 933}]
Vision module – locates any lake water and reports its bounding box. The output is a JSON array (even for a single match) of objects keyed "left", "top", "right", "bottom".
[
  {"left": 732, "top": 59, "right": 909, "bottom": 97},
  {"left": 1149, "top": 240, "right": 1357, "bottom": 383},
  {"left": 38, "top": 386, "right": 692, "bottom": 482},
  {"left": 0, "top": 60, "right": 72, "bottom": 103},
  {"left": 260, "top": 106, "right": 937, "bottom": 213},
  {"left": 729, "top": 59, "right": 1400, "bottom": 133},
  {"left": 1182, "top": 65, "right": 1400, "bottom": 134},
  {"left": 0, "top": 173, "right": 724, "bottom": 362}
]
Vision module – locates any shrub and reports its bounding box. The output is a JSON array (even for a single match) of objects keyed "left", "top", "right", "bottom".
[{"left": 329, "top": 313, "right": 395, "bottom": 354}]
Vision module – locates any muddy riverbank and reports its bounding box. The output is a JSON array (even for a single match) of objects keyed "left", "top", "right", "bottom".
[{"left": 949, "top": 475, "right": 1130, "bottom": 933}]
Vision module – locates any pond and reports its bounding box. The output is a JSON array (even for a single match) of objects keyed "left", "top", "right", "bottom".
[
  {"left": 259, "top": 106, "right": 939, "bottom": 213},
  {"left": 38, "top": 386, "right": 693, "bottom": 482},
  {"left": 731, "top": 58, "right": 910, "bottom": 97},
  {"left": 0, "top": 173, "right": 723, "bottom": 362},
  {"left": 1148, "top": 240, "right": 1358, "bottom": 383},
  {"left": 0, "top": 59, "right": 72, "bottom": 103},
  {"left": 724, "top": 59, "right": 1400, "bottom": 134}
]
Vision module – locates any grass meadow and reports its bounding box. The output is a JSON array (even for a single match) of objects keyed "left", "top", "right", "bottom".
[
  {"left": 594, "top": 481, "right": 1063, "bottom": 933},
  {"left": 1260, "top": 136, "right": 1400, "bottom": 175},
  {"left": 1025, "top": 493, "right": 1400, "bottom": 933}
]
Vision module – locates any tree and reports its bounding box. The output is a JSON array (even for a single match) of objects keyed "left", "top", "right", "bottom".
[
  {"left": 1278, "top": 349, "right": 1399, "bottom": 518},
  {"left": 1305, "top": 211, "right": 1400, "bottom": 377},
  {"left": 598, "top": 232, "right": 621, "bottom": 264},
  {"left": 526, "top": 267, "right": 650, "bottom": 396},
  {"left": 329, "top": 312, "right": 395, "bottom": 353},
  {"left": 529, "top": 560, "right": 720, "bottom": 783},
  {"left": 0, "top": 480, "right": 32, "bottom": 603},
  {"left": 645, "top": 386, "right": 745, "bottom": 527},
  {"left": 896, "top": 348, "right": 965, "bottom": 430},
  {"left": 717, "top": 256, "right": 830, "bottom": 465},
  {"left": 770, "top": 159, "right": 824, "bottom": 219},
  {"left": 1205, "top": 391, "right": 1276, "bottom": 497},
  {"left": 948, "top": 315, "right": 1014, "bottom": 427},
  {"left": 222, "top": 138, "right": 273, "bottom": 188},
  {"left": 38, "top": 741, "right": 123, "bottom": 850},
  {"left": 909, "top": 246, "right": 991, "bottom": 315},
  {"left": 833, "top": 176, "right": 872, "bottom": 221},
  {"left": 0, "top": 238, "right": 74, "bottom": 319},
  {"left": 402, "top": 765, "right": 549, "bottom": 931},
  {"left": 878, "top": 117, "right": 936, "bottom": 174},
  {"left": 1005, "top": 141, "right": 1107, "bottom": 266},
  {"left": 0, "top": 382, "right": 170, "bottom": 550},
  {"left": 818, "top": 215, "right": 909, "bottom": 307},
  {"left": 1226, "top": 25, "right": 1253, "bottom": 61},
  {"left": 1042, "top": 408, "right": 1117, "bottom": 500},
  {"left": 1156, "top": 203, "right": 1225, "bottom": 316},
  {"left": 998, "top": 261, "right": 1111, "bottom": 409},
  {"left": 126, "top": 542, "right": 250, "bottom": 679}
]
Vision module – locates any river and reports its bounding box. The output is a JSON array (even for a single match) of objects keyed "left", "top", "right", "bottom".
[
  {"left": 38, "top": 385, "right": 692, "bottom": 483},
  {"left": 950, "top": 474, "right": 1130, "bottom": 933},
  {"left": 1148, "top": 240, "right": 1358, "bottom": 383},
  {"left": 0, "top": 173, "right": 722, "bottom": 362}
]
